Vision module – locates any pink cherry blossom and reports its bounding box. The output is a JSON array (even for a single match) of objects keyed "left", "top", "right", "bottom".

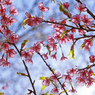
[
  {"left": 3, "top": 43, "right": 11, "bottom": 52},
  {"left": 67, "top": 68, "right": 77, "bottom": 77},
  {"left": 78, "top": 29, "right": 86, "bottom": 36},
  {"left": 81, "top": 15, "right": 93, "bottom": 27},
  {"left": 4, "top": 0, "right": 13, "bottom": 6},
  {"left": 3, "top": 29, "right": 12, "bottom": 38},
  {"left": 21, "top": 51, "right": 33, "bottom": 64},
  {"left": 9, "top": 5, "right": 18, "bottom": 16},
  {"left": 62, "top": 75, "right": 72, "bottom": 82},
  {"left": 50, "top": 71, "right": 61, "bottom": 82},
  {"left": 9, "top": 33, "right": 19, "bottom": 43},
  {"left": 75, "top": 3, "right": 87, "bottom": 12},
  {"left": 38, "top": 2, "right": 49, "bottom": 12},
  {"left": 60, "top": 53, "right": 67, "bottom": 61},
  {"left": 50, "top": 53, "right": 57, "bottom": 61},
  {"left": 71, "top": 14, "right": 80, "bottom": 24},
  {"left": 69, "top": 87, "right": 77, "bottom": 93},
  {"left": 51, "top": 88, "right": 59, "bottom": 95},
  {"left": 7, "top": 16, "right": 17, "bottom": 26},
  {"left": 48, "top": 36, "right": 55, "bottom": 44},
  {"left": 81, "top": 38, "right": 92, "bottom": 51},
  {"left": 48, "top": 43, "right": 57, "bottom": 51},
  {"left": 33, "top": 41, "right": 44, "bottom": 53},
  {"left": 25, "top": 12, "right": 31, "bottom": 18},
  {"left": 89, "top": 55, "right": 95, "bottom": 63},
  {"left": 42, "top": 78, "right": 50, "bottom": 86},
  {"left": 63, "top": 2, "right": 69, "bottom": 9},
  {"left": 6, "top": 49, "right": 17, "bottom": 58},
  {"left": 76, "top": 70, "right": 94, "bottom": 87},
  {"left": 25, "top": 14, "right": 42, "bottom": 27},
  {"left": 42, "top": 53, "right": 48, "bottom": 60},
  {"left": 0, "top": 58, "right": 11, "bottom": 67},
  {"left": 0, "top": 4, "right": 6, "bottom": 15}
]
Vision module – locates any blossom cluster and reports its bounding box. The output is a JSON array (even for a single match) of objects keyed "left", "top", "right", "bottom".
[{"left": 0, "top": 1, "right": 95, "bottom": 95}]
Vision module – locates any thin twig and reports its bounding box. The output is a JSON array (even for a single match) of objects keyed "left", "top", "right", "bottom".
[
  {"left": 38, "top": 53, "right": 68, "bottom": 95},
  {"left": 13, "top": 43, "right": 37, "bottom": 95},
  {"left": 43, "top": 20, "right": 95, "bottom": 32},
  {"left": 78, "top": 64, "right": 95, "bottom": 71}
]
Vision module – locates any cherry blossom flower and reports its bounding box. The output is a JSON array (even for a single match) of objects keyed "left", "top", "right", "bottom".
[
  {"left": 67, "top": 68, "right": 77, "bottom": 77},
  {"left": 25, "top": 14, "right": 42, "bottom": 27},
  {"left": 81, "top": 15, "right": 93, "bottom": 27},
  {"left": 21, "top": 50, "right": 33, "bottom": 64},
  {"left": 48, "top": 36, "right": 55, "bottom": 44},
  {"left": 78, "top": 29, "right": 86, "bottom": 36},
  {"left": 48, "top": 43, "right": 57, "bottom": 51},
  {"left": 71, "top": 29, "right": 76, "bottom": 33},
  {"left": 25, "top": 12, "right": 31, "bottom": 18},
  {"left": 51, "top": 88, "right": 59, "bottom": 95},
  {"left": 75, "top": 3, "right": 87, "bottom": 12},
  {"left": 3, "top": 29, "right": 12, "bottom": 38},
  {"left": 3, "top": 43, "right": 11, "bottom": 52},
  {"left": 9, "top": 33, "right": 19, "bottom": 43},
  {"left": 81, "top": 38, "right": 92, "bottom": 51},
  {"left": 0, "top": 4, "right": 6, "bottom": 15},
  {"left": 62, "top": 75, "right": 72, "bottom": 82},
  {"left": 76, "top": 70, "right": 94, "bottom": 87},
  {"left": 4, "top": 0, "right": 13, "bottom": 6},
  {"left": 89, "top": 55, "right": 95, "bottom": 63},
  {"left": 1, "top": 14, "right": 8, "bottom": 25},
  {"left": 33, "top": 41, "right": 44, "bottom": 53},
  {"left": 6, "top": 49, "right": 17, "bottom": 58},
  {"left": 0, "top": 58, "right": 11, "bottom": 67},
  {"left": 63, "top": 2, "right": 69, "bottom": 9},
  {"left": 42, "top": 53, "right": 48, "bottom": 60},
  {"left": 7, "top": 16, "right": 17, "bottom": 26},
  {"left": 50, "top": 53, "right": 57, "bottom": 61},
  {"left": 69, "top": 87, "right": 77, "bottom": 93},
  {"left": 42, "top": 78, "right": 50, "bottom": 86},
  {"left": 50, "top": 71, "right": 61, "bottom": 83},
  {"left": 50, "top": 72, "right": 61, "bottom": 82},
  {"left": 60, "top": 53, "right": 67, "bottom": 61},
  {"left": 71, "top": 14, "right": 80, "bottom": 24},
  {"left": 9, "top": 5, "right": 18, "bottom": 16},
  {"left": 38, "top": 2, "right": 49, "bottom": 12}
]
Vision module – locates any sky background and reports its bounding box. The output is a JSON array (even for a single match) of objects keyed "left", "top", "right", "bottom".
[{"left": 0, "top": 0, "right": 95, "bottom": 95}]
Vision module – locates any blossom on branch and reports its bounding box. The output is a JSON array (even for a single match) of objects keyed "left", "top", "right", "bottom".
[
  {"left": 75, "top": 3, "right": 87, "bottom": 12},
  {"left": 38, "top": 2, "right": 49, "bottom": 12}
]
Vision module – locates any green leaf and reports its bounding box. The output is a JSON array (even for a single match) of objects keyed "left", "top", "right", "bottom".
[
  {"left": 58, "top": 2, "right": 72, "bottom": 18},
  {"left": 22, "top": 19, "right": 27, "bottom": 29},
  {"left": 41, "top": 85, "right": 47, "bottom": 91},
  {"left": 92, "top": 73, "right": 95, "bottom": 76},
  {"left": 58, "top": 2, "right": 67, "bottom": 13},
  {"left": 17, "top": 72, "right": 21, "bottom": 75},
  {"left": 0, "top": 92, "right": 4, "bottom": 95},
  {"left": 40, "top": 77, "right": 46, "bottom": 80},
  {"left": 21, "top": 40, "right": 29, "bottom": 49},
  {"left": 59, "top": 89, "right": 68, "bottom": 95},
  {"left": 67, "top": 49, "right": 75, "bottom": 59}
]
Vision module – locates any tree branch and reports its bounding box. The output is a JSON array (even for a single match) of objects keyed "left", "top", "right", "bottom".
[
  {"left": 38, "top": 53, "right": 68, "bottom": 95},
  {"left": 75, "top": 0, "right": 95, "bottom": 19},
  {"left": 13, "top": 43, "right": 37, "bottom": 95}
]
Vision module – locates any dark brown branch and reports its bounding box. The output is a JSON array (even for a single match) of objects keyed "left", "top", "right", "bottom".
[
  {"left": 43, "top": 20, "right": 95, "bottom": 32},
  {"left": 75, "top": 0, "right": 95, "bottom": 19},
  {"left": 13, "top": 43, "right": 37, "bottom": 95},
  {"left": 38, "top": 53, "right": 68, "bottom": 95},
  {"left": 78, "top": 64, "right": 95, "bottom": 71}
]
